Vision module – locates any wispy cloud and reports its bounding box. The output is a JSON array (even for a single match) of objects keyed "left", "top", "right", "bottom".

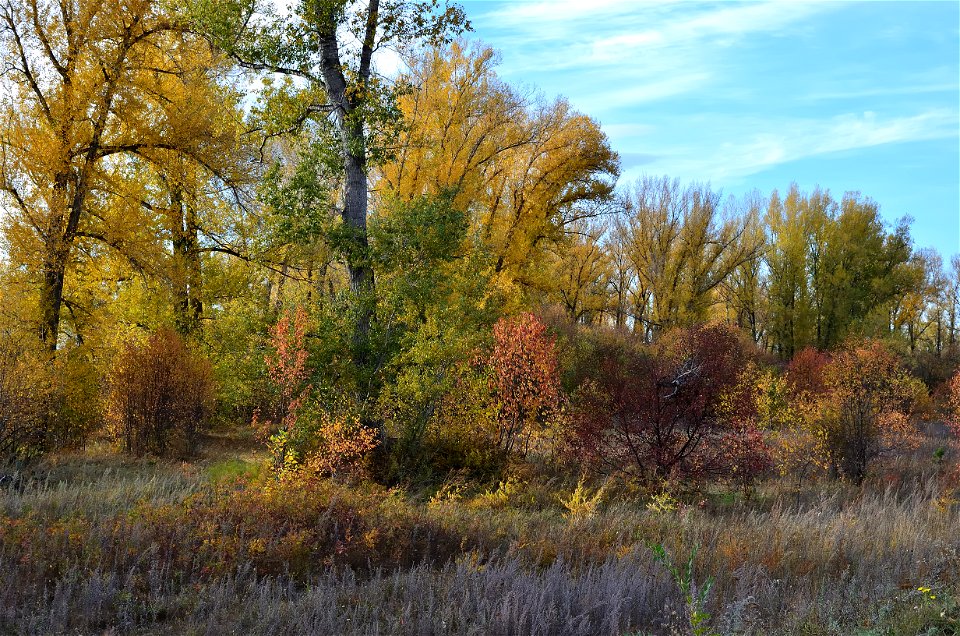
[
  {"left": 465, "top": 0, "right": 841, "bottom": 113},
  {"left": 621, "top": 109, "right": 958, "bottom": 184},
  {"left": 458, "top": 0, "right": 959, "bottom": 257}
]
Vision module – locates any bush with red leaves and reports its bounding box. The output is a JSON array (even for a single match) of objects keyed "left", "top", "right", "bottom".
[
  {"left": 107, "top": 327, "right": 215, "bottom": 458},
  {"left": 569, "top": 323, "right": 769, "bottom": 483},
  {"left": 486, "top": 313, "right": 565, "bottom": 455},
  {"left": 785, "top": 347, "right": 831, "bottom": 398}
]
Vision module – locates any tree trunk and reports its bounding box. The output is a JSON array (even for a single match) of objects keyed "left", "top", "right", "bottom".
[
  {"left": 39, "top": 251, "right": 67, "bottom": 352},
  {"left": 316, "top": 0, "right": 380, "bottom": 372},
  {"left": 170, "top": 186, "right": 204, "bottom": 335}
]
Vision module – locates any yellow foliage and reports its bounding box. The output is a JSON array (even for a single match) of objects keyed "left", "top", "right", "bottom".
[{"left": 558, "top": 478, "right": 607, "bottom": 521}]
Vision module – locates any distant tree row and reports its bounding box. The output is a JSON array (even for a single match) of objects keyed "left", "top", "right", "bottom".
[{"left": 561, "top": 178, "right": 958, "bottom": 369}]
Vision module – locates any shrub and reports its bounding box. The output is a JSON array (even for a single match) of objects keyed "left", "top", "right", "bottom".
[
  {"left": 258, "top": 308, "right": 377, "bottom": 479},
  {"left": 818, "top": 340, "right": 922, "bottom": 483},
  {"left": 269, "top": 406, "right": 378, "bottom": 480},
  {"left": 785, "top": 347, "right": 831, "bottom": 397},
  {"left": 0, "top": 339, "right": 98, "bottom": 466},
  {"left": 486, "top": 313, "right": 565, "bottom": 455},
  {"left": 569, "top": 323, "right": 765, "bottom": 484},
  {"left": 106, "top": 327, "right": 215, "bottom": 457},
  {"left": 770, "top": 348, "right": 835, "bottom": 484},
  {"left": 0, "top": 340, "right": 50, "bottom": 466}
]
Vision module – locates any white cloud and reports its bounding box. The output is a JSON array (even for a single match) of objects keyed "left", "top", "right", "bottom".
[
  {"left": 620, "top": 108, "right": 958, "bottom": 184},
  {"left": 463, "top": 0, "right": 842, "bottom": 119}
]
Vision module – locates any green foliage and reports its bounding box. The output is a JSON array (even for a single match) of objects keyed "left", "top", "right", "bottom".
[
  {"left": 649, "top": 543, "right": 717, "bottom": 636},
  {"left": 764, "top": 185, "right": 915, "bottom": 356},
  {"left": 259, "top": 139, "right": 339, "bottom": 247},
  {"left": 205, "top": 297, "right": 273, "bottom": 423}
]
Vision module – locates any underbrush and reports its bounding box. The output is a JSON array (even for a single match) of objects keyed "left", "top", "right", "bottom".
[{"left": 0, "top": 450, "right": 958, "bottom": 635}]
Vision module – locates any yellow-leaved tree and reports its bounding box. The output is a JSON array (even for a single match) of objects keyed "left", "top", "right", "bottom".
[
  {"left": 381, "top": 43, "right": 619, "bottom": 299},
  {"left": 0, "top": 0, "right": 247, "bottom": 351}
]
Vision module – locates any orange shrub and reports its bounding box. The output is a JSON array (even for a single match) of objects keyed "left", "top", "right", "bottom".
[
  {"left": 0, "top": 340, "right": 50, "bottom": 464},
  {"left": 817, "top": 340, "right": 922, "bottom": 482},
  {"left": 106, "top": 327, "right": 215, "bottom": 457},
  {"left": 485, "top": 313, "right": 565, "bottom": 455}
]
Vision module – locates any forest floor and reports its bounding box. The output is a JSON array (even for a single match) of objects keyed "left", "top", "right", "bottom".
[{"left": 1, "top": 426, "right": 958, "bottom": 635}]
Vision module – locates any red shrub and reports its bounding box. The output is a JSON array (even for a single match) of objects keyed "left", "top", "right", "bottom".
[
  {"left": 255, "top": 307, "right": 311, "bottom": 441},
  {"left": 486, "top": 313, "right": 565, "bottom": 455},
  {"left": 785, "top": 347, "right": 831, "bottom": 398},
  {"left": 107, "top": 328, "right": 215, "bottom": 457},
  {"left": 569, "top": 323, "right": 767, "bottom": 483}
]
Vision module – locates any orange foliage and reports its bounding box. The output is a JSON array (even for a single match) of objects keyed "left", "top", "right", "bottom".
[
  {"left": 819, "top": 340, "right": 922, "bottom": 482},
  {"left": 106, "top": 328, "right": 214, "bottom": 457},
  {"left": 486, "top": 313, "right": 565, "bottom": 455}
]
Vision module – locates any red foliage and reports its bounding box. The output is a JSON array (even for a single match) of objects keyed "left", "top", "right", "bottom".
[
  {"left": 569, "top": 323, "right": 768, "bottom": 483},
  {"left": 107, "top": 328, "right": 214, "bottom": 457},
  {"left": 266, "top": 307, "right": 310, "bottom": 405},
  {"left": 785, "top": 347, "right": 831, "bottom": 397},
  {"left": 255, "top": 307, "right": 311, "bottom": 439},
  {"left": 486, "top": 313, "right": 565, "bottom": 455}
]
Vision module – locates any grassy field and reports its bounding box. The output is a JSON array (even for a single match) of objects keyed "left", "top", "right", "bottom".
[{"left": 1, "top": 430, "right": 958, "bottom": 636}]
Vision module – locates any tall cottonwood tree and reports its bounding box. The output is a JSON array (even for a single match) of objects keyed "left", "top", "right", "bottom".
[
  {"left": 382, "top": 43, "right": 619, "bottom": 291},
  {"left": 764, "top": 184, "right": 913, "bottom": 356},
  {"left": 764, "top": 185, "right": 829, "bottom": 357},
  {"left": 189, "top": 0, "right": 469, "bottom": 365},
  {"left": 545, "top": 220, "right": 612, "bottom": 324},
  {"left": 0, "top": 0, "right": 244, "bottom": 350}
]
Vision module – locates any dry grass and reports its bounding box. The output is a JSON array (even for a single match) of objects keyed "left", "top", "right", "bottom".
[{"left": 0, "top": 438, "right": 957, "bottom": 635}]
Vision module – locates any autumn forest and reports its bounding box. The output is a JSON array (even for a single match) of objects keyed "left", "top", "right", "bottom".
[{"left": 0, "top": 1, "right": 958, "bottom": 634}]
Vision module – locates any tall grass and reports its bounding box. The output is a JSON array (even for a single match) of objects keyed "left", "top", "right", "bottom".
[{"left": 0, "top": 452, "right": 957, "bottom": 634}]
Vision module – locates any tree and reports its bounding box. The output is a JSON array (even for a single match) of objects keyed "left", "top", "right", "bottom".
[
  {"left": 381, "top": 43, "right": 619, "bottom": 292},
  {"left": 544, "top": 221, "right": 612, "bottom": 324},
  {"left": 764, "top": 185, "right": 828, "bottom": 358},
  {"left": 189, "top": 0, "right": 470, "bottom": 368},
  {"left": 763, "top": 184, "right": 915, "bottom": 357},
  {"left": 616, "top": 177, "right": 763, "bottom": 338},
  {"left": 717, "top": 192, "right": 767, "bottom": 344},
  {"left": 0, "top": 0, "right": 247, "bottom": 351},
  {"left": 816, "top": 194, "right": 913, "bottom": 349}
]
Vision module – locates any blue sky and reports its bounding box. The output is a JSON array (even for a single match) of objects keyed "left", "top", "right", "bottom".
[{"left": 456, "top": 0, "right": 960, "bottom": 260}]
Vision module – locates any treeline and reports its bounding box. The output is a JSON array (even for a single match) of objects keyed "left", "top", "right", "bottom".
[{"left": 0, "top": 1, "right": 958, "bottom": 487}]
